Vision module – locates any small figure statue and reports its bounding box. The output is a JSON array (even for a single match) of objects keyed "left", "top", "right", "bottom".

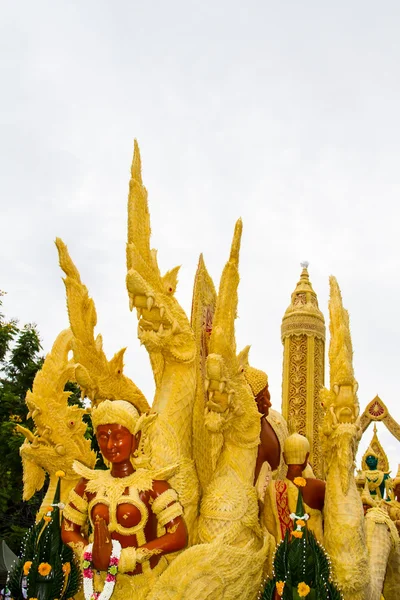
[
  {"left": 263, "top": 433, "right": 325, "bottom": 544},
  {"left": 61, "top": 400, "right": 187, "bottom": 600},
  {"left": 359, "top": 443, "right": 391, "bottom": 501}
]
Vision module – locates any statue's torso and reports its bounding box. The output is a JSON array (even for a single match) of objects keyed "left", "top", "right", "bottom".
[
  {"left": 256, "top": 417, "right": 281, "bottom": 477},
  {"left": 255, "top": 409, "right": 288, "bottom": 483},
  {"left": 263, "top": 478, "right": 324, "bottom": 544},
  {"left": 86, "top": 485, "right": 162, "bottom": 573},
  {"left": 70, "top": 463, "right": 178, "bottom": 574},
  {"left": 364, "top": 469, "right": 387, "bottom": 499}
]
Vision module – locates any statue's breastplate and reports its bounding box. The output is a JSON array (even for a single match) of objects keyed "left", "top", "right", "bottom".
[
  {"left": 365, "top": 470, "right": 384, "bottom": 494},
  {"left": 89, "top": 485, "right": 149, "bottom": 536}
]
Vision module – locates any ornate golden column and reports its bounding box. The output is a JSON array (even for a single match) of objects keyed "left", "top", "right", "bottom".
[{"left": 281, "top": 262, "right": 326, "bottom": 477}]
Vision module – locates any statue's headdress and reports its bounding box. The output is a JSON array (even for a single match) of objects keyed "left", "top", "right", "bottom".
[
  {"left": 243, "top": 365, "right": 268, "bottom": 397},
  {"left": 91, "top": 400, "right": 139, "bottom": 434},
  {"left": 238, "top": 345, "right": 268, "bottom": 397},
  {"left": 284, "top": 433, "right": 310, "bottom": 465},
  {"left": 91, "top": 399, "right": 156, "bottom": 467},
  {"left": 364, "top": 444, "right": 378, "bottom": 461}
]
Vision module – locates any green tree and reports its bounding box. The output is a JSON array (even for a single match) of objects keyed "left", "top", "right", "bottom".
[
  {"left": 0, "top": 292, "right": 83, "bottom": 553},
  {"left": 0, "top": 292, "right": 45, "bottom": 552}
]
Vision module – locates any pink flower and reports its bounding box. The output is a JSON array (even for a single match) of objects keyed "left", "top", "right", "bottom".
[
  {"left": 106, "top": 574, "right": 116, "bottom": 582},
  {"left": 109, "top": 557, "right": 119, "bottom": 566},
  {"left": 83, "top": 568, "right": 93, "bottom": 579},
  {"left": 83, "top": 552, "right": 92, "bottom": 561}
]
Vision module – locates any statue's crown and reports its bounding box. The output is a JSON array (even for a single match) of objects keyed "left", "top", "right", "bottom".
[
  {"left": 243, "top": 365, "right": 268, "bottom": 397},
  {"left": 92, "top": 399, "right": 140, "bottom": 433},
  {"left": 365, "top": 444, "right": 379, "bottom": 460},
  {"left": 284, "top": 433, "right": 310, "bottom": 465}
]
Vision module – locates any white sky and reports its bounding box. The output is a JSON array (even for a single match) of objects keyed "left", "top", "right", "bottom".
[{"left": 1, "top": 0, "right": 399, "bottom": 475}]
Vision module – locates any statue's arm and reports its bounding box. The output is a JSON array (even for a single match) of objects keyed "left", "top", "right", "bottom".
[
  {"left": 137, "top": 480, "right": 187, "bottom": 562},
  {"left": 262, "top": 483, "right": 279, "bottom": 541},
  {"left": 306, "top": 478, "right": 326, "bottom": 512},
  {"left": 381, "top": 472, "right": 391, "bottom": 497},
  {"left": 61, "top": 478, "right": 89, "bottom": 559}
]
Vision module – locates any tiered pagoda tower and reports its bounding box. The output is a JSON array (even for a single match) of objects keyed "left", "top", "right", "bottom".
[{"left": 281, "top": 262, "right": 326, "bottom": 477}]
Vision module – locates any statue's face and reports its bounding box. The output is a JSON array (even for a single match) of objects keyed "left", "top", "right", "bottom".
[
  {"left": 96, "top": 424, "right": 135, "bottom": 464},
  {"left": 366, "top": 455, "right": 378, "bottom": 470},
  {"left": 255, "top": 384, "right": 271, "bottom": 417}
]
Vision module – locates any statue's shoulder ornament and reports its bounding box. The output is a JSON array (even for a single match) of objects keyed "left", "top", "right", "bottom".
[{"left": 72, "top": 461, "right": 179, "bottom": 496}]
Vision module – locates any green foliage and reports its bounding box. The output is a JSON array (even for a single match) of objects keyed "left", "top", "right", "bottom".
[
  {"left": 84, "top": 411, "right": 108, "bottom": 471},
  {"left": 0, "top": 292, "right": 45, "bottom": 553},
  {"left": 64, "top": 380, "right": 83, "bottom": 407},
  {"left": 0, "top": 292, "right": 86, "bottom": 554},
  {"left": 8, "top": 480, "right": 81, "bottom": 600}
]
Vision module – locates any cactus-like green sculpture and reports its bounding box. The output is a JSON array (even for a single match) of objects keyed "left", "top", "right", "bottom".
[{"left": 8, "top": 474, "right": 80, "bottom": 600}]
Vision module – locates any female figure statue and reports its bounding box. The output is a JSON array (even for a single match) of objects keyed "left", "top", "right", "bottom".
[{"left": 61, "top": 400, "right": 187, "bottom": 600}]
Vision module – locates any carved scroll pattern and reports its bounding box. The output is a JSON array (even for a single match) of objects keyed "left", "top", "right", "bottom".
[
  {"left": 360, "top": 413, "right": 370, "bottom": 433},
  {"left": 384, "top": 413, "right": 400, "bottom": 442},
  {"left": 287, "top": 335, "right": 307, "bottom": 435},
  {"left": 281, "top": 315, "right": 326, "bottom": 340},
  {"left": 312, "top": 336, "right": 325, "bottom": 478}
]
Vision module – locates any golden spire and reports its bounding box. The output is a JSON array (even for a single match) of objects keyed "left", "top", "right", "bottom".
[
  {"left": 281, "top": 263, "right": 326, "bottom": 477},
  {"left": 281, "top": 262, "right": 325, "bottom": 339}
]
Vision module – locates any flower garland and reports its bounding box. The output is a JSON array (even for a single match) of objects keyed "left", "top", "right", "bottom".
[
  {"left": 289, "top": 511, "right": 309, "bottom": 541},
  {"left": 83, "top": 540, "right": 122, "bottom": 600}
]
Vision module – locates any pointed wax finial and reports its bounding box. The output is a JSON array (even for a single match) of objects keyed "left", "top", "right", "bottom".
[
  {"left": 131, "top": 139, "right": 143, "bottom": 185},
  {"left": 299, "top": 261, "right": 310, "bottom": 282},
  {"left": 229, "top": 218, "right": 243, "bottom": 265}
]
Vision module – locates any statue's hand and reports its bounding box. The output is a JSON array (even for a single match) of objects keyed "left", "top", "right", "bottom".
[{"left": 92, "top": 516, "right": 112, "bottom": 571}]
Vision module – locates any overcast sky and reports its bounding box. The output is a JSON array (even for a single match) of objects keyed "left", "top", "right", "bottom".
[{"left": 1, "top": 1, "right": 399, "bottom": 475}]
